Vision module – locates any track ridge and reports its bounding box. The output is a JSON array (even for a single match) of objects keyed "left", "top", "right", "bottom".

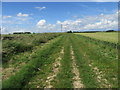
[
  {"left": 88, "top": 62, "right": 112, "bottom": 88},
  {"left": 45, "top": 47, "right": 64, "bottom": 88}
]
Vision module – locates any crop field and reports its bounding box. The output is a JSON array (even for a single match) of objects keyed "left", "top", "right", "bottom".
[
  {"left": 2, "top": 32, "right": 118, "bottom": 88},
  {"left": 75, "top": 32, "right": 118, "bottom": 44}
]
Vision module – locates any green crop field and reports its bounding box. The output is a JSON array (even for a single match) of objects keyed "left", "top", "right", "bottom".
[
  {"left": 2, "top": 33, "right": 118, "bottom": 88},
  {"left": 75, "top": 32, "right": 118, "bottom": 44}
]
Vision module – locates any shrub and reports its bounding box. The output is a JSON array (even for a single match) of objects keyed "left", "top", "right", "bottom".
[
  {"left": 33, "top": 38, "right": 48, "bottom": 46},
  {"left": 2, "top": 33, "right": 62, "bottom": 64},
  {"left": 2, "top": 41, "right": 33, "bottom": 64}
]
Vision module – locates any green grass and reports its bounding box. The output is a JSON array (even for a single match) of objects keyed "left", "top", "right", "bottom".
[
  {"left": 2, "top": 33, "right": 118, "bottom": 88},
  {"left": 2, "top": 35, "right": 63, "bottom": 88},
  {"left": 75, "top": 32, "right": 118, "bottom": 44},
  {"left": 52, "top": 34, "right": 73, "bottom": 88},
  {"left": 24, "top": 35, "right": 65, "bottom": 88},
  {"left": 71, "top": 34, "right": 118, "bottom": 88},
  {"left": 2, "top": 33, "right": 61, "bottom": 66},
  {"left": 70, "top": 34, "right": 100, "bottom": 88}
]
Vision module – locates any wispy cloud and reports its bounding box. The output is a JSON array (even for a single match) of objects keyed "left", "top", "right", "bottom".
[
  {"left": 3, "top": 16, "right": 12, "bottom": 19},
  {"left": 35, "top": 11, "right": 118, "bottom": 33},
  {"left": 35, "top": 6, "right": 46, "bottom": 11},
  {"left": 2, "top": 11, "right": 118, "bottom": 34},
  {"left": 17, "top": 13, "right": 29, "bottom": 17},
  {"left": 57, "top": 12, "right": 118, "bottom": 31},
  {"left": 2, "top": 12, "right": 33, "bottom": 31}
]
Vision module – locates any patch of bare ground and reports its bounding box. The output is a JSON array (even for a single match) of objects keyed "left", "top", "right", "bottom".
[
  {"left": 71, "top": 46, "right": 84, "bottom": 88},
  {"left": 2, "top": 62, "right": 26, "bottom": 81},
  {"left": 44, "top": 47, "right": 64, "bottom": 88},
  {"left": 88, "top": 61, "right": 112, "bottom": 88}
]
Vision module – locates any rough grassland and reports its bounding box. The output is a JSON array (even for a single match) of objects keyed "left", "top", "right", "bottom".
[{"left": 2, "top": 33, "right": 118, "bottom": 88}]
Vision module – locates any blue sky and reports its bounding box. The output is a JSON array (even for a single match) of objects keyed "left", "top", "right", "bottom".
[{"left": 2, "top": 2, "right": 118, "bottom": 33}]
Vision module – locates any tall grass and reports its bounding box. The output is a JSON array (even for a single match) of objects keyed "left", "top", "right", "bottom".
[
  {"left": 2, "top": 33, "right": 61, "bottom": 65},
  {"left": 24, "top": 36, "right": 65, "bottom": 88},
  {"left": 3, "top": 36, "right": 63, "bottom": 88}
]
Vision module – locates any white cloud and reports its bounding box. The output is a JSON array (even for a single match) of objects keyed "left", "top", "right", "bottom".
[
  {"left": 1, "top": 26, "right": 10, "bottom": 34},
  {"left": 2, "top": 10, "right": 118, "bottom": 34},
  {"left": 36, "top": 20, "right": 59, "bottom": 32},
  {"left": 3, "top": 13, "right": 33, "bottom": 26},
  {"left": 37, "top": 19, "right": 46, "bottom": 26},
  {"left": 57, "top": 21, "right": 62, "bottom": 24},
  {"left": 17, "top": 13, "right": 29, "bottom": 17},
  {"left": 56, "top": 12, "right": 118, "bottom": 31},
  {"left": 16, "top": 16, "right": 33, "bottom": 21},
  {"left": 2, "top": 20, "right": 13, "bottom": 24},
  {"left": 3, "top": 16, "right": 12, "bottom": 19},
  {"left": 35, "top": 6, "right": 46, "bottom": 11},
  {"left": 35, "top": 11, "right": 118, "bottom": 33},
  {"left": 1, "top": 27, "right": 6, "bottom": 31},
  {"left": 1, "top": 26, "right": 34, "bottom": 34}
]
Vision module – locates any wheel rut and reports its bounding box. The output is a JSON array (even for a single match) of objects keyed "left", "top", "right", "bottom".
[{"left": 71, "top": 46, "right": 84, "bottom": 88}]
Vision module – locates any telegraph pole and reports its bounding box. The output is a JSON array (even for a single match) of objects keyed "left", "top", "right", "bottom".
[{"left": 61, "top": 24, "right": 62, "bottom": 32}]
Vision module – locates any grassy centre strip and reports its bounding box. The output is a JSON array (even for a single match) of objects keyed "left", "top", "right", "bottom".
[
  {"left": 52, "top": 34, "right": 73, "bottom": 88},
  {"left": 45, "top": 47, "right": 64, "bottom": 88}
]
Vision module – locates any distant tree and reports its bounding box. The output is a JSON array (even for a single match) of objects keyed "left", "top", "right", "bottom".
[
  {"left": 24, "top": 32, "right": 31, "bottom": 34},
  {"left": 67, "top": 30, "right": 72, "bottom": 33},
  {"left": 106, "top": 30, "right": 114, "bottom": 32},
  {"left": 13, "top": 32, "right": 31, "bottom": 34},
  {"left": 13, "top": 32, "right": 23, "bottom": 34}
]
